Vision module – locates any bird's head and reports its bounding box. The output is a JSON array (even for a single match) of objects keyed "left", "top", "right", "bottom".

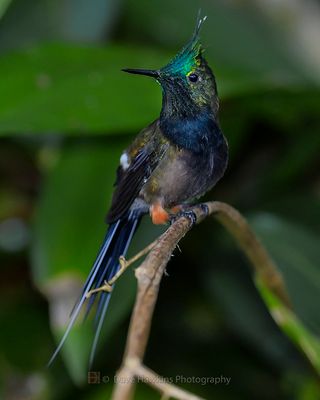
[{"left": 123, "top": 14, "right": 218, "bottom": 120}]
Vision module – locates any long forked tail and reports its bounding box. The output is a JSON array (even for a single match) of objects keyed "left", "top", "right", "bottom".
[{"left": 48, "top": 210, "right": 142, "bottom": 367}]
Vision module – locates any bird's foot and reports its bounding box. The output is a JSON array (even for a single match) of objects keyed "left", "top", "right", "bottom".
[
  {"left": 169, "top": 203, "right": 209, "bottom": 226},
  {"left": 170, "top": 208, "right": 197, "bottom": 227},
  {"left": 197, "top": 203, "right": 209, "bottom": 217}
]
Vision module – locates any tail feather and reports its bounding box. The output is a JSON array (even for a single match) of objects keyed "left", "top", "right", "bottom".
[
  {"left": 83, "top": 256, "right": 113, "bottom": 323},
  {"left": 90, "top": 215, "right": 139, "bottom": 325},
  {"left": 89, "top": 293, "right": 112, "bottom": 368},
  {"left": 48, "top": 211, "right": 141, "bottom": 367},
  {"left": 69, "top": 220, "right": 121, "bottom": 320}
]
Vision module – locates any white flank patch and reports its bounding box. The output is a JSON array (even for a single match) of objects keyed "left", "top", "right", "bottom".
[{"left": 120, "top": 152, "right": 130, "bottom": 170}]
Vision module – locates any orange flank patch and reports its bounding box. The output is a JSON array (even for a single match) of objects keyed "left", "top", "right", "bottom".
[{"left": 150, "top": 203, "right": 169, "bottom": 225}]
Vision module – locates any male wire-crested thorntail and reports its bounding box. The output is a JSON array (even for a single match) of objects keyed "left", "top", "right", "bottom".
[{"left": 49, "top": 14, "right": 228, "bottom": 367}]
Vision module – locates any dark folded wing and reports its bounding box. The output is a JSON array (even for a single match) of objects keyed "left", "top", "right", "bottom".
[{"left": 106, "top": 122, "right": 168, "bottom": 223}]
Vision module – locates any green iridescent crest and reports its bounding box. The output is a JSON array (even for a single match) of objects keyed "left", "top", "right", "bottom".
[{"left": 161, "top": 13, "right": 207, "bottom": 77}]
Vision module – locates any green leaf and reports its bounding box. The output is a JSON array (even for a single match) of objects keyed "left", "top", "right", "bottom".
[
  {"left": 256, "top": 277, "right": 320, "bottom": 374},
  {"left": 249, "top": 214, "right": 320, "bottom": 336},
  {"left": 0, "top": 0, "right": 119, "bottom": 49},
  {"left": 204, "top": 212, "right": 320, "bottom": 374},
  {"left": 0, "top": 0, "right": 11, "bottom": 19},
  {"left": 249, "top": 213, "right": 320, "bottom": 373},
  {"left": 0, "top": 43, "right": 167, "bottom": 134}
]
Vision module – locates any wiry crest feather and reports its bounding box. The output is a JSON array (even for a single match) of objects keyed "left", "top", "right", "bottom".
[
  {"left": 161, "top": 11, "right": 207, "bottom": 75},
  {"left": 192, "top": 9, "right": 207, "bottom": 47}
]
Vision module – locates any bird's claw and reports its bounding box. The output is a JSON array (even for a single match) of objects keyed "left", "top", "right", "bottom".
[
  {"left": 198, "top": 203, "right": 209, "bottom": 217},
  {"left": 170, "top": 209, "right": 197, "bottom": 226},
  {"left": 170, "top": 203, "right": 209, "bottom": 226}
]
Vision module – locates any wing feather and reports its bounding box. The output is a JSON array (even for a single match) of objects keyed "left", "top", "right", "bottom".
[{"left": 106, "top": 120, "right": 168, "bottom": 223}]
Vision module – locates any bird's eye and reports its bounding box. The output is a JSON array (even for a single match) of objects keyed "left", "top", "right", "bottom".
[{"left": 188, "top": 73, "right": 198, "bottom": 83}]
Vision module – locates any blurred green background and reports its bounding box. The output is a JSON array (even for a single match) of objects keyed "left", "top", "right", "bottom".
[{"left": 0, "top": 0, "right": 320, "bottom": 399}]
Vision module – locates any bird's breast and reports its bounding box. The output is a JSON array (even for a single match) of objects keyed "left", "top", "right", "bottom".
[{"left": 140, "top": 132, "right": 228, "bottom": 208}]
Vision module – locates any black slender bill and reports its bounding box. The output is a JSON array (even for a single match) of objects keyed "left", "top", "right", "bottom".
[{"left": 122, "top": 68, "right": 159, "bottom": 78}]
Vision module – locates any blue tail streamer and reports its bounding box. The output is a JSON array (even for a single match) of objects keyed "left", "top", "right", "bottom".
[{"left": 47, "top": 211, "right": 141, "bottom": 367}]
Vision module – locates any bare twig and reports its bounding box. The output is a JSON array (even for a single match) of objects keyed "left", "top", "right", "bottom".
[
  {"left": 85, "top": 238, "right": 159, "bottom": 298},
  {"left": 111, "top": 201, "right": 290, "bottom": 400},
  {"left": 115, "top": 357, "right": 204, "bottom": 400}
]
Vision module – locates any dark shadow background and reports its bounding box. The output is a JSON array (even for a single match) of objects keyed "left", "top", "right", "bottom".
[{"left": 0, "top": 0, "right": 319, "bottom": 399}]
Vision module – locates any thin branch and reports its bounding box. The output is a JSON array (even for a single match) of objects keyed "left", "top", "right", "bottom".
[
  {"left": 115, "top": 357, "right": 204, "bottom": 400},
  {"left": 85, "top": 238, "right": 160, "bottom": 298},
  {"left": 111, "top": 201, "right": 290, "bottom": 400},
  {"left": 112, "top": 215, "right": 193, "bottom": 400},
  {"left": 135, "top": 363, "right": 204, "bottom": 400}
]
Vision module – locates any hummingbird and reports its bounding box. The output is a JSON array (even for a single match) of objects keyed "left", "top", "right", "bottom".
[{"left": 49, "top": 14, "right": 228, "bottom": 367}]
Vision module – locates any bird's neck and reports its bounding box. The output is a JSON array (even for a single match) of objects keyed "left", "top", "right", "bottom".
[
  {"left": 160, "top": 82, "right": 219, "bottom": 121},
  {"left": 159, "top": 110, "right": 222, "bottom": 153}
]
